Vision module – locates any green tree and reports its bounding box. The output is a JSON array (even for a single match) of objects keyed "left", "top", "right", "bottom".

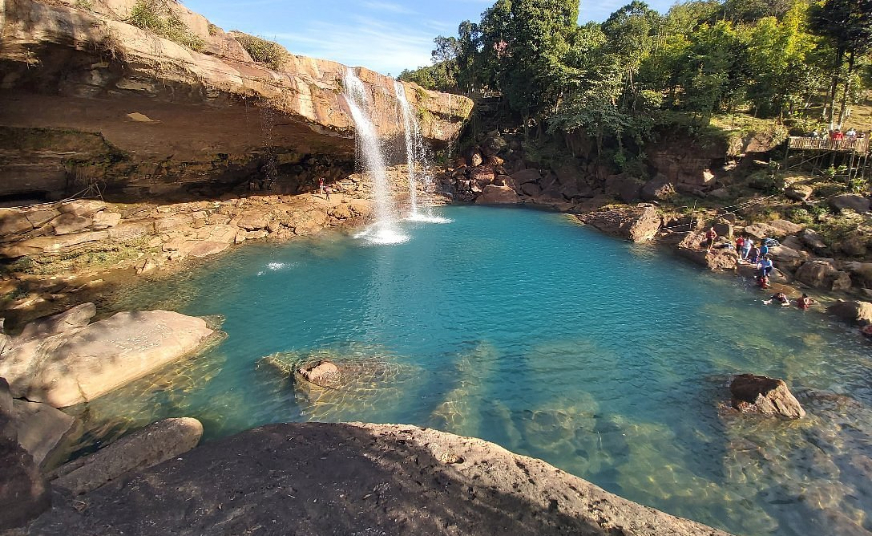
[
  {"left": 679, "top": 20, "right": 748, "bottom": 121},
  {"left": 475, "top": 0, "right": 581, "bottom": 132},
  {"left": 745, "top": 4, "right": 818, "bottom": 117},
  {"left": 600, "top": 1, "right": 662, "bottom": 108},
  {"left": 808, "top": 0, "right": 872, "bottom": 127}
]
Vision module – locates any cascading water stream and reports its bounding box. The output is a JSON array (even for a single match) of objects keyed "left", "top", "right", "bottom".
[
  {"left": 343, "top": 67, "right": 407, "bottom": 244},
  {"left": 394, "top": 81, "right": 450, "bottom": 224},
  {"left": 394, "top": 81, "right": 420, "bottom": 216}
]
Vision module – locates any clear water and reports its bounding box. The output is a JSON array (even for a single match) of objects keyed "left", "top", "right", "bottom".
[{"left": 79, "top": 206, "right": 872, "bottom": 536}]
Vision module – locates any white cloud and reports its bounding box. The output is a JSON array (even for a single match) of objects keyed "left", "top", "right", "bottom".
[{"left": 361, "top": 1, "right": 416, "bottom": 14}]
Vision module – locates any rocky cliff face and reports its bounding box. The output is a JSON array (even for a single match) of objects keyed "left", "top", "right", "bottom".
[{"left": 0, "top": 0, "right": 472, "bottom": 202}]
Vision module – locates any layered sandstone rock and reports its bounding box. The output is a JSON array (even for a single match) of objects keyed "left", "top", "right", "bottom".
[
  {"left": 0, "top": 307, "right": 218, "bottom": 407},
  {"left": 0, "top": 0, "right": 472, "bottom": 201}
]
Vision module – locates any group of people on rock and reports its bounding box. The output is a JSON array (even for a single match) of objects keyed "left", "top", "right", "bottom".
[{"left": 704, "top": 227, "right": 816, "bottom": 310}]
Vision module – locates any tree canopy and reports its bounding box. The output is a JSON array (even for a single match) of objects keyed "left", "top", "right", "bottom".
[{"left": 399, "top": 0, "right": 872, "bottom": 163}]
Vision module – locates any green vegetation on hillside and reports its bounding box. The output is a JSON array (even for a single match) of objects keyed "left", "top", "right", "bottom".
[
  {"left": 232, "top": 33, "right": 289, "bottom": 70},
  {"left": 128, "top": 0, "right": 204, "bottom": 51},
  {"left": 400, "top": 0, "right": 871, "bottom": 167}
]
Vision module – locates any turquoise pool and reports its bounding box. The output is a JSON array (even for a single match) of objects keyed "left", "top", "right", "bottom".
[{"left": 80, "top": 205, "right": 872, "bottom": 536}]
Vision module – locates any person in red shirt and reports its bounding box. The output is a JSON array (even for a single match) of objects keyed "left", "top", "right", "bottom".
[{"left": 704, "top": 227, "right": 717, "bottom": 252}]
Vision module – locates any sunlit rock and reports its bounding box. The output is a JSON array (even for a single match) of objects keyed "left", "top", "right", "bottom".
[{"left": 729, "top": 374, "right": 805, "bottom": 419}]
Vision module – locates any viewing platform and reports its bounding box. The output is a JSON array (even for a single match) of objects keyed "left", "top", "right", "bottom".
[{"left": 788, "top": 136, "right": 869, "bottom": 154}]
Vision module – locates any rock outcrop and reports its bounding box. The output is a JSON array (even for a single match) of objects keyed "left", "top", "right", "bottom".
[
  {"left": 577, "top": 205, "right": 662, "bottom": 242},
  {"left": 826, "top": 300, "right": 872, "bottom": 326},
  {"left": 0, "top": 378, "right": 52, "bottom": 531},
  {"left": 50, "top": 417, "right": 203, "bottom": 495},
  {"left": 24, "top": 422, "right": 733, "bottom": 536},
  {"left": 729, "top": 374, "right": 805, "bottom": 419},
  {"left": 0, "top": 306, "right": 218, "bottom": 407},
  {"left": 0, "top": 0, "right": 472, "bottom": 201}
]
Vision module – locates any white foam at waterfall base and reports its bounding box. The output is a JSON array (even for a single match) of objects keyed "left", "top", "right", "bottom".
[
  {"left": 354, "top": 225, "right": 411, "bottom": 245},
  {"left": 405, "top": 213, "right": 452, "bottom": 224},
  {"left": 344, "top": 68, "right": 408, "bottom": 246}
]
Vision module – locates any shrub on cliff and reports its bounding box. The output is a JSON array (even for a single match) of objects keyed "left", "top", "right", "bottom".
[
  {"left": 232, "top": 33, "right": 288, "bottom": 70},
  {"left": 128, "top": 0, "right": 205, "bottom": 52}
]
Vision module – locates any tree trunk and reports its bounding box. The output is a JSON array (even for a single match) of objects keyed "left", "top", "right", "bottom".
[
  {"left": 837, "top": 50, "right": 855, "bottom": 129},
  {"left": 826, "top": 46, "right": 845, "bottom": 130}
]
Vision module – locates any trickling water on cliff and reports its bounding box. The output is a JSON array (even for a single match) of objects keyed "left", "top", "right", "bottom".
[
  {"left": 394, "top": 81, "right": 450, "bottom": 224},
  {"left": 343, "top": 68, "right": 407, "bottom": 244}
]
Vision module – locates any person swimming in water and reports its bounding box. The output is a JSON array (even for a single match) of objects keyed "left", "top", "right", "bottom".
[
  {"left": 763, "top": 292, "right": 789, "bottom": 306},
  {"left": 797, "top": 293, "right": 814, "bottom": 310}
]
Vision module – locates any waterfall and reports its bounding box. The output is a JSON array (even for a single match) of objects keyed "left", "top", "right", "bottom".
[
  {"left": 394, "top": 81, "right": 450, "bottom": 224},
  {"left": 343, "top": 68, "right": 407, "bottom": 244},
  {"left": 394, "top": 81, "right": 420, "bottom": 216}
]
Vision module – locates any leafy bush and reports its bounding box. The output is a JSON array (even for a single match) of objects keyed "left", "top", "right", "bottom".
[
  {"left": 787, "top": 207, "right": 814, "bottom": 225},
  {"left": 233, "top": 33, "right": 288, "bottom": 70},
  {"left": 128, "top": 0, "right": 204, "bottom": 51}
]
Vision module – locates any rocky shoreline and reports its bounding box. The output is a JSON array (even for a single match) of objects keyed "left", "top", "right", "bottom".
[{"left": 6, "top": 421, "right": 734, "bottom": 536}]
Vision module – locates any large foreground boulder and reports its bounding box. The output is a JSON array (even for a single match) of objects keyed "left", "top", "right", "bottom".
[
  {"left": 25, "top": 422, "right": 732, "bottom": 536},
  {"left": 730, "top": 374, "right": 805, "bottom": 419},
  {"left": 0, "top": 309, "right": 217, "bottom": 407},
  {"left": 50, "top": 417, "right": 203, "bottom": 496},
  {"left": 795, "top": 259, "right": 852, "bottom": 291}
]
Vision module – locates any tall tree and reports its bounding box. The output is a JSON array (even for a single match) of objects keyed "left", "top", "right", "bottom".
[
  {"left": 476, "top": 0, "right": 581, "bottom": 132},
  {"left": 808, "top": 0, "right": 872, "bottom": 127},
  {"left": 600, "top": 1, "right": 662, "bottom": 108}
]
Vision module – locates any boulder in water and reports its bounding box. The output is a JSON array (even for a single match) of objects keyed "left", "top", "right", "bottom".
[
  {"left": 296, "top": 360, "right": 341, "bottom": 388},
  {"left": 729, "top": 374, "right": 805, "bottom": 419}
]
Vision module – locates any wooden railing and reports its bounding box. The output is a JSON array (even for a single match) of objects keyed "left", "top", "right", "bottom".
[{"left": 788, "top": 136, "right": 869, "bottom": 153}]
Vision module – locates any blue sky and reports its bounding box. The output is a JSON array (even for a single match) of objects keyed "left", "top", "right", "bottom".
[{"left": 182, "top": 0, "right": 677, "bottom": 76}]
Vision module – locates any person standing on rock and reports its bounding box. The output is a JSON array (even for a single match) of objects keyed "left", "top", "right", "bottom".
[
  {"left": 742, "top": 237, "right": 753, "bottom": 261},
  {"left": 704, "top": 227, "right": 718, "bottom": 252},
  {"left": 319, "top": 177, "right": 325, "bottom": 197},
  {"left": 325, "top": 184, "right": 331, "bottom": 200}
]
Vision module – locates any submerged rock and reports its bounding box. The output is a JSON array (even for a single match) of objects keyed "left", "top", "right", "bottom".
[
  {"left": 296, "top": 360, "right": 342, "bottom": 388},
  {"left": 259, "top": 349, "right": 417, "bottom": 421},
  {"left": 729, "top": 374, "right": 805, "bottom": 419}
]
